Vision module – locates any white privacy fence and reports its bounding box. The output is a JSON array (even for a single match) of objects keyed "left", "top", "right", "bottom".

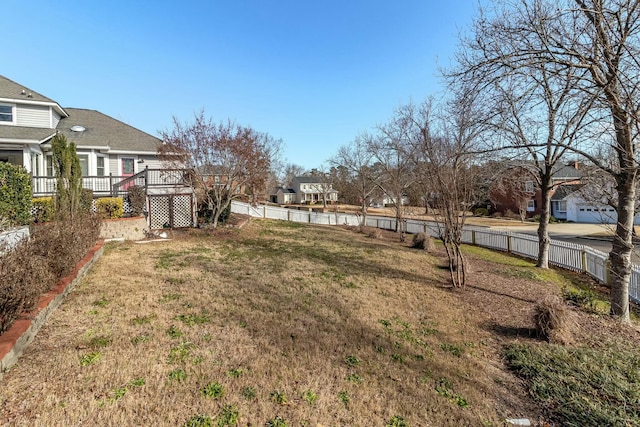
[{"left": 231, "top": 201, "right": 639, "bottom": 304}]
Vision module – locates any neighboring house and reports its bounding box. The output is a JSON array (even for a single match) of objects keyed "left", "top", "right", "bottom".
[
  {"left": 272, "top": 176, "right": 338, "bottom": 204},
  {"left": 0, "top": 75, "right": 164, "bottom": 196},
  {"left": 550, "top": 182, "right": 640, "bottom": 224},
  {"left": 195, "top": 165, "right": 246, "bottom": 197},
  {"left": 490, "top": 161, "right": 583, "bottom": 217},
  {"left": 273, "top": 187, "right": 296, "bottom": 205},
  {"left": 369, "top": 194, "right": 410, "bottom": 208}
]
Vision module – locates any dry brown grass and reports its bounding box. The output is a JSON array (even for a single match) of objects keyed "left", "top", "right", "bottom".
[
  {"left": 533, "top": 296, "right": 577, "bottom": 345},
  {"left": 0, "top": 219, "right": 580, "bottom": 426}
]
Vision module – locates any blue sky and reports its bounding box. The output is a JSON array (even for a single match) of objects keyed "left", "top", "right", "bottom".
[{"left": 5, "top": 1, "right": 479, "bottom": 170}]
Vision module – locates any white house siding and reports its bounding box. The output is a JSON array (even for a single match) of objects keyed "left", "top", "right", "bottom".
[
  {"left": 51, "top": 110, "right": 61, "bottom": 128},
  {"left": 139, "top": 155, "right": 162, "bottom": 169},
  {"left": 16, "top": 104, "right": 50, "bottom": 128},
  {"left": 108, "top": 156, "right": 119, "bottom": 175}
]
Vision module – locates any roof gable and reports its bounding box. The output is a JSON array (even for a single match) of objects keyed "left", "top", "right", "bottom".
[
  {"left": 0, "top": 75, "right": 67, "bottom": 117},
  {"left": 551, "top": 184, "right": 584, "bottom": 201}
]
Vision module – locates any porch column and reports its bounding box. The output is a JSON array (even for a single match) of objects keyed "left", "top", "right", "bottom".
[{"left": 22, "top": 151, "right": 31, "bottom": 173}]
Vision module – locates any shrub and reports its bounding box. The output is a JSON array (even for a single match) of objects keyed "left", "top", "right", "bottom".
[
  {"left": 96, "top": 197, "right": 124, "bottom": 219},
  {"left": 412, "top": 232, "right": 435, "bottom": 251},
  {"left": 0, "top": 162, "right": 32, "bottom": 226},
  {"left": 473, "top": 207, "right": 489, "bottom": 216},
  {"left": 362, "top": 226, "right": 381, "bottom": 239},
  {"left": 0, "top": 240, "right": 54, "bottom": 334},
  {"left": 32, "top": 197, "right": 55, "bottom": 223},
  {"left": 81, "top": 189, "right": 94, "bottom": 212},
  {"left": 533, "top": 296, "right": 575, "bottom": 345},
  {"left": 0, "top": 211, "right": 100, "bottom": 333},
  {"left": 198, "top": 195, "right": 231, "bottom": 225},
  {"left": 504, "top": 209, "right": 520, "bottom": 220},
  {"left": 127, "top": 185, "right": 146, "bottom": 217},
  {"left": 30, "top": 211, "right": 101, "bottom": 281}
]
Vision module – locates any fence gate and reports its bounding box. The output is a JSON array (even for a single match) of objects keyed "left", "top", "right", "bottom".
[{"left": 148, "top": 193, "right": 196, "bottom": 229}]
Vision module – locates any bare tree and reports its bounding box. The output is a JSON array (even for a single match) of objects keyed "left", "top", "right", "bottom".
[
  {"left": 402, "top": 96, "right": 485, "bottom": 288},
  {"left": 367, "top": 110, "right": 417, "bottom": 233},
  {"left": 452, "top": 0, "right": 640, "bottom": 322},
  {"left": 331, "top": 133, "right": 380, "bottom": 226},
  {"left": 281, "top": 163, "right": 306, "bottom": 188},
  {"left": 245, "top": 132, "right": 283, "bottom": 205},
  {"left": 451, "top": 0, "right": 595, "bottom": 269},
  {"left": 159, "top": 111, "right": 281, "bottom": 228}
]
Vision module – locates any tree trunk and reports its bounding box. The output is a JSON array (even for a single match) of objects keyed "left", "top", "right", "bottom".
[
  {"left": 609, "top": 175, "right": 634, "bottom": 323},
  {"left": 537, "top": 173, "right": 552, "bottom": 268},
  {"left": 361, "top": 200, "right": 368, "bottom": 228},
  {"left": 394, "top": 192, "right": 403, "bottom": 233}
]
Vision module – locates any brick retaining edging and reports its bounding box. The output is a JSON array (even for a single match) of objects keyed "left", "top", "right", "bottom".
[{"left": 0, "top": 239, "right": 105, "bottom": 381}]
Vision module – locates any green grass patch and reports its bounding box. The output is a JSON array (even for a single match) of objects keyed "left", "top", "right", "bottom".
[
  {"left": 462, "top": 244, "right": 570, "bottom": 285},
  {"left": 79, "top": 351, "right": 101, "bottom": 366},
  {"left": 201, "top": 382, "right": 224, "bottom": 399},
  {"left": 505, "top": 341, "right": 640, "bottom": 425},
  {"left": 168, "top": 368, "right": 187, "bottom": 382},
  {"left": 175, "top": 313, "right": 210, "bottom": 326}
]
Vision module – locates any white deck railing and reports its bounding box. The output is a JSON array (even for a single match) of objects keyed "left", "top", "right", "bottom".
[{"left": 232, "top": 201, "right": 639, "bottom": 304}]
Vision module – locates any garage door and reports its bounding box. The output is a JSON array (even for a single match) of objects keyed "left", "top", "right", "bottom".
[{"left": 576, "top": 205, "right": 617, "bottom": 224}]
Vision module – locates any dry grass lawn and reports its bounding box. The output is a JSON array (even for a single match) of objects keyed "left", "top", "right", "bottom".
[{"left": 0, "top": 218, "right": 637, "bottom": 426}]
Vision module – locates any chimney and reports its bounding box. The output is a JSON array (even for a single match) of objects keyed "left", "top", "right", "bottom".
[{"left": 574, "top": 160, "right": 579, "bottom": 170}]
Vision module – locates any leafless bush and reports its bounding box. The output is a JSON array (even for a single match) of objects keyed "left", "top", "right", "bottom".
[
  {"left": 363, "top": 226, "right": 382, "bottom": 239},
  {"left": 412, "top": 232, "right": 435, "bottom": 251},
  {"left": 533, "top": 296, "right": 576, "bottom": 345},
  {"left": 127, "top": 185, "right": 146, "bottom": 217},
  {"left": 0, "top": 241, "right": 54, "bottom": 334},
  {"left": 0, "top": 212, "right": 101, "bottom": 334}
]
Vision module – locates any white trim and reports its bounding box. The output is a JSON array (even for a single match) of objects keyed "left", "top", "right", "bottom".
[
  {"left": 0, "top": 103, "right": 16, "bottom": 125},
  {"left": 108, "top": 149, "right": 157, "bottom": 155},
  {"left": 0, "top": 98, "right": 67, "bottom": 117},
  {"left": 96, "top": 154, "right": 107, "bottom": 176},
  {"left": 41, "top": 143, "right": 106, "bottom": 151}
]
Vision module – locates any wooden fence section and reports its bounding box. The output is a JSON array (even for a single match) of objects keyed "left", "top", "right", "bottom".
[{"left": 231, "top": 201, "right": 639, "bottom": 304}]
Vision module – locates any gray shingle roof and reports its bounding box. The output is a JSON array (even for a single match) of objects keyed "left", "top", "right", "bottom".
[
  {"left": 0, "top": 125, "right": 56, "bottom": 142},
  {"left": 551, "top": 184, "right": 584, "bottom": 200},
  {"left": 0, "top": 75, "right": 63, "bottom": 107},
  {"left": 551, "top": 163, "right": 583, "bottom": 179},
  {"left": 293, "top": 175, "right": 326, "bottom": 184},
  {"left": 57, "top": 108, "right": 161, "bottom": 153}
]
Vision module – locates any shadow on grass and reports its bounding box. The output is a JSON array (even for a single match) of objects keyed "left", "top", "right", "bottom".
[{"left": 466, "top": 284, "right": 537, "bottom": 304}]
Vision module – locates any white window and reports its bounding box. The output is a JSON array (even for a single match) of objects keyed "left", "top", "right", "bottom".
[
  {"left": 46, "top": 154, "right": 53, "bottom": 176},
  {"left": 0, "top": 104, "right": 15, "bottom": 124},
  {"left": 524, "top": 181, "right": 535, "bottom": 193},
  {"left": 78, "top": 154, "right": 89, "bottom": 176},
  {"left": 557, "top": 201, "right": 567, "bottom": 212},
  {"left": 97, "top": 156, "right": 105, "bottom": 176},
  {"left": 526, "top": 200, "right": 536, "bottom": 212}
]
